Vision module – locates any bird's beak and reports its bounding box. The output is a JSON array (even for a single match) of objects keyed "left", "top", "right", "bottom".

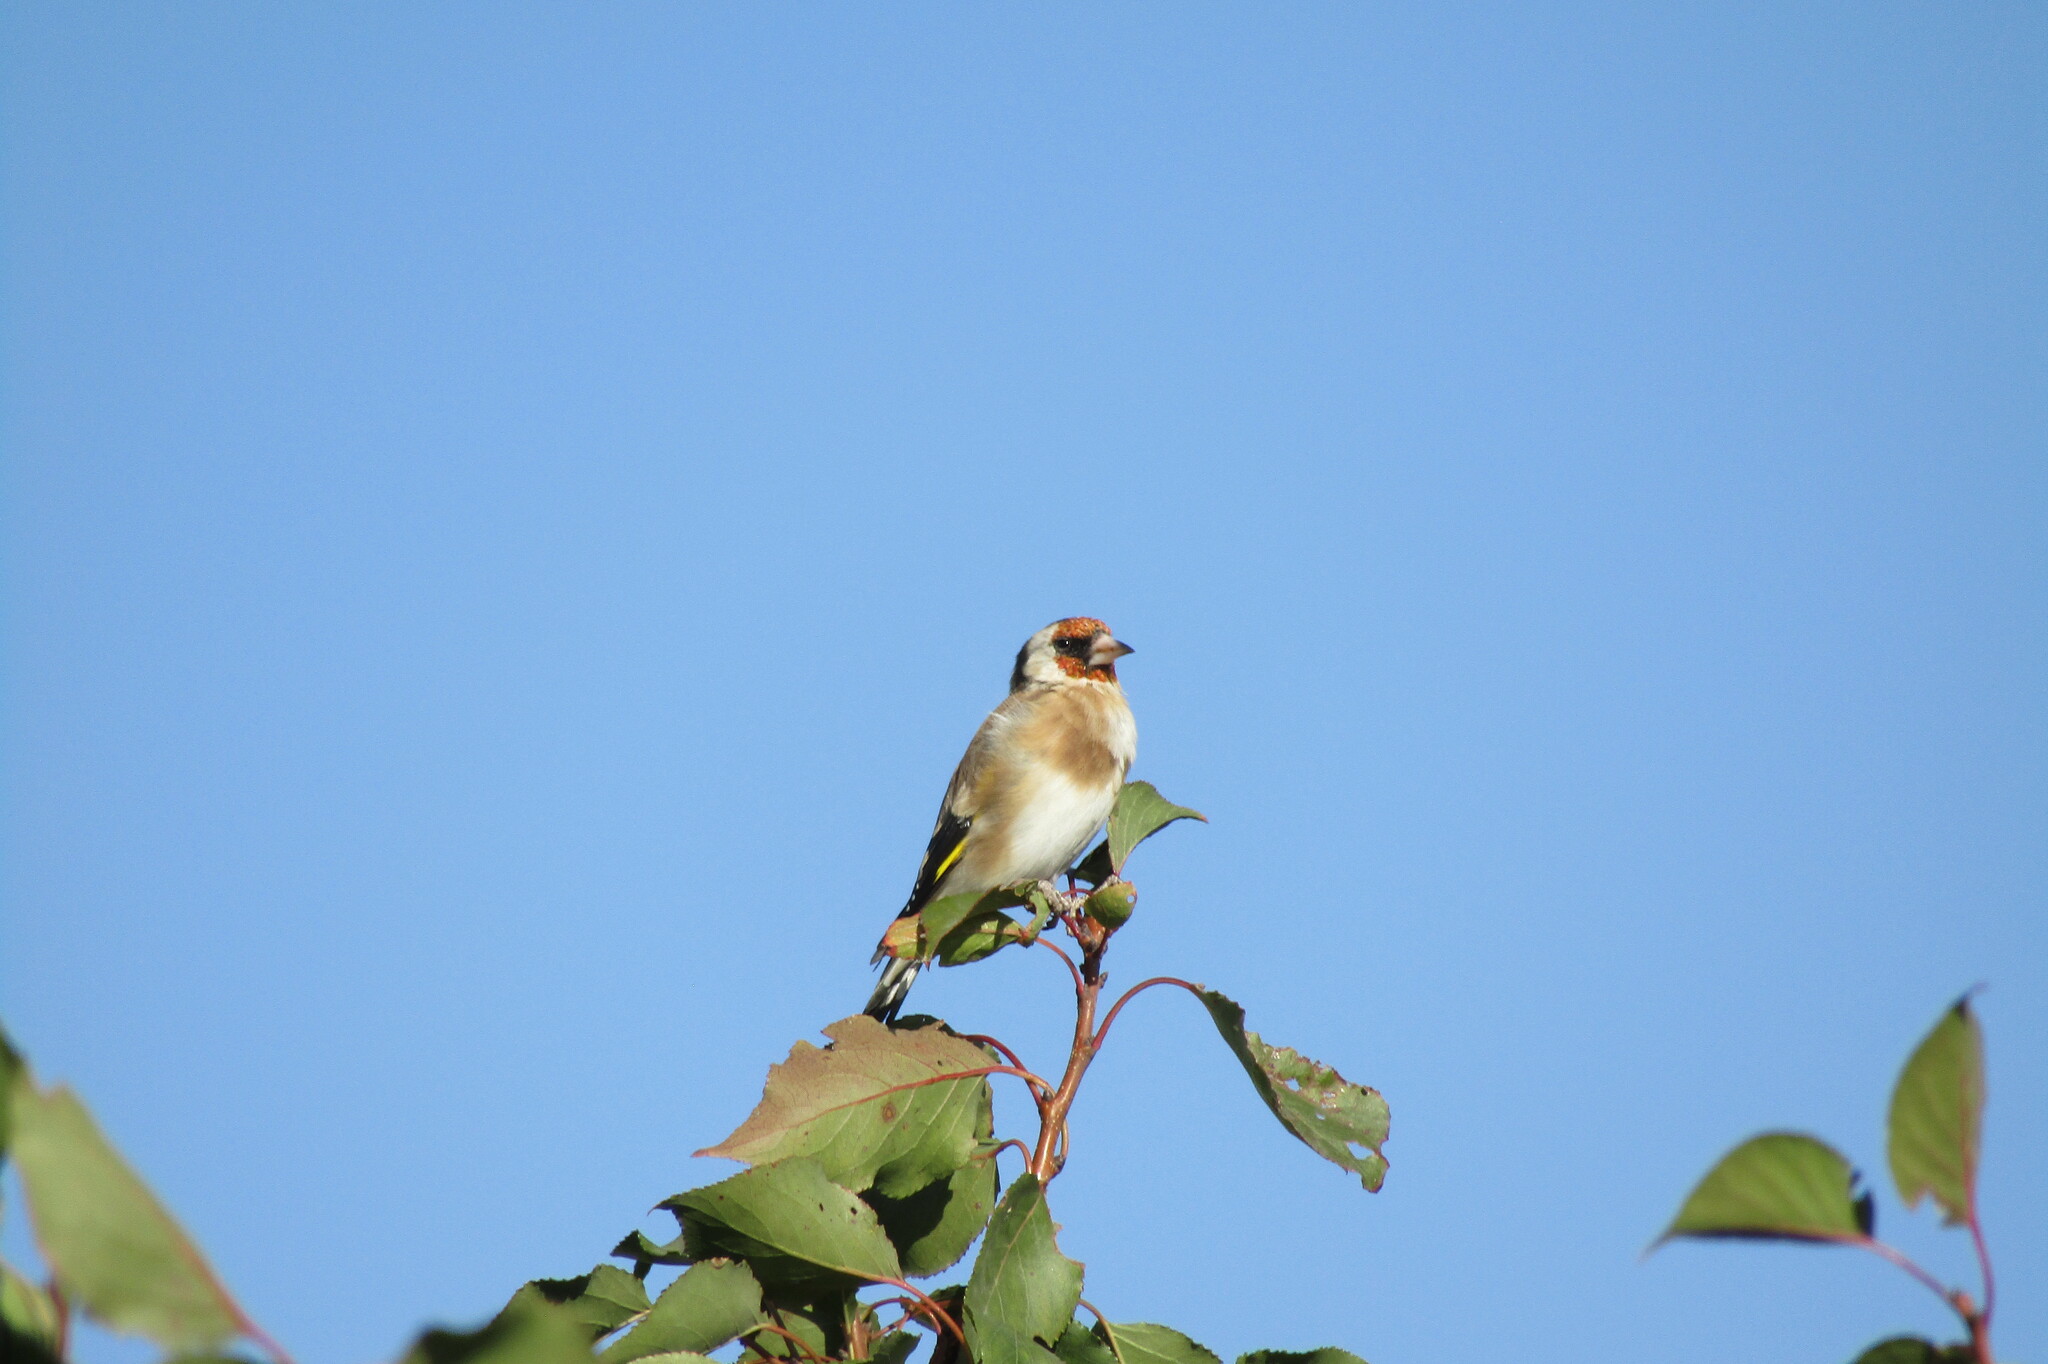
[{"left": 1089, "top": 635, "right": 1134, "bottom": 667}]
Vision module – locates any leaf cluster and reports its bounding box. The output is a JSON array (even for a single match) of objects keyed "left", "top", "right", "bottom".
[
  {"left": 1654, "top": 995, "right": 1997, "bottom": 1363},
  {"left": 455, "top": 783, "right": 1387, "bottom": 1364},
  {"left": 0, "top": 782, "right": 1389, "bottom": 1364}
]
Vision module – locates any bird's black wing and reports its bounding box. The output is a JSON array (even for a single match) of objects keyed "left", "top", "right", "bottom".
[{"left": 900, "top": 804, "right": 972, "bottom": 918}]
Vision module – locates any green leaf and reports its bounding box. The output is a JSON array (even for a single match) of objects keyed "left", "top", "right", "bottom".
[
  {"left": 1, "top": 1258, "right": 62, "bottom": 1357},
  {"left": 969, "top": 1316, "right": 1065, "bottom": 1364},
  {"left": 867, "top": 1151, "right": 1000, "bottom": 1277},
  {"left": 964, "top": 1174, "right": 1082, "bottom": 1354},
  {"left": 1197, "top": 991, "right": 1389, "bottom": 1192},
  {"left": 1887, "top": 995, "right": 1985, "bottom": 1228},
  {"left": 1106, "top": 783, "right": 1206, "bottom": 874},
  {"left": 865, "top": 1330, "right": 919, "bottom": 1364},
  {"left": 507, "top": 1265, "right": 651, "bottom": 1338},
  {"left": 698, "top": 1017, "right": 996, "bottom": 1199},
  {"left": 0, "top": 1025, "right": 22, "bottom": 1161},
  {"left": 400, "top": 1298, "right": 597, "bottom": 1364},
  {"left": 8, "top": 1079, "right": 249, "bottom": 1350},
  {"left": 1055, "top": 1322, "right": 1118, "bottom": 1364},
  {"left": 736, "top": 1286, "right": 860, "bottom": 1360},
  {"left": 1097, "top": 1322, "right": 1222, "bottom": 1364},
  {"left": 627, "top": 1353, "right": 719, "bottom": 1364},
  {"left": 1237, "top": 1350, "right": 1371, "bottom": 1364},
  {"left": 1849, "top": 1337, "right": 1974, "bottom": 1364},
  {"left": 664, "top": 1158, "right": 904, "bottom": 1287},
  {"left": 922, "top": 887, "right": 1030, "bottom": 944},
  {"left": 612, "top": 1229, "right": 691, "bottom": 1270},
  {"left": 602, "top": 1260, "right": 764, "bottom": 1364},
  {"left": 1655, "top": 1133, "right": 1872, "bottom": 1245}
]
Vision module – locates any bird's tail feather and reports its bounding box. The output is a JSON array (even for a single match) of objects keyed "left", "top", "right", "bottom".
[{"left": 864, "top": 957, "right": 921, "bottom": 1023}]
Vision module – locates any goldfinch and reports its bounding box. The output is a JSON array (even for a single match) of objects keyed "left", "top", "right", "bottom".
[{"left": 864, "top": 618, "right": 1138, "bottom": 1021}]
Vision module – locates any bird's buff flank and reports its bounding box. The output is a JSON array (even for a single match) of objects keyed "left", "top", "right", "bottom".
[{"left": 865, "top": 617, "right": 1137, "bottom": 1021}]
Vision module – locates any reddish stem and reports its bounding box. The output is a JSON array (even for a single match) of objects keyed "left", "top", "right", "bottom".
[
  {"left": 875, "top": 1277, "right": 965, "bottom": 1344},
  {"left": 1856, "top": 1237, "right": 1952, "bottom": 1303},
  {"left": 748, "top": 1321, "right": 832, "bottom": 1364},
  {"left": 242, "top": 1318, "right": 298, "bottom": 1364},
  {"left": 963, "top": 1033, "right": 1031, "bottom": 1074},
  {"left": 1967, "top": 1206, "right": 1996, "bottom": 1341},
  {"left": 1094, "top": 976, "right": 1203, "bottom": 1048},
  {"left": 1031, "top": 935, "right": 1087, "bottom": 992}
]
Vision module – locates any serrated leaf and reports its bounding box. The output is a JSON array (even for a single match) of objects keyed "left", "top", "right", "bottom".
[
  {"left": 1106, "top": 783, "right": 1205, "bottom": 873},
  {"left": 602, "top": 1260, "right": 764, "bottom": 1364},
  {"left": 1097, "top": 1322, "right": 1222, "bottom": 1364},
  {"left": 965, "top": 1174, "right": 1082, "bottom": 1353},
  {"left": 867, "top": 1151, "right": 1000, "bottom": 1277},
  {"left": 865, "top": 1330, "right": 919, "bottom": 1364},
  {"left": 743, "top": 1287, "right": 856, "bottom": 1359},
  {"left": 1655, "top": 1133, "right": 1872, "bottom": 1245},
  {"left": 664, "top": 1158, "right": 903, "bottom": 1287},
  {"left": 1849, "top": 1336, "right": 1973, "bottom": 1364},
  {"left": 1237, "top": 1351, "right": 1370, "bottom": 1364},
  {"left": 1055, "top": 1322, "right": 1118, "bottom": 1364},
  {"left": 1887, "top": 995, "right": 1985, "bottom": 1228},
  {"left": 400, "top": 1297, "right": 597, "bottom": 1364},
  {"left": 1197, "top": 990, "right": 1389, "bottom": 1192},
  {"left": 9, "top": 1080, "right": 248, "bottom": 1350},
  {"left": 612, "top": 1229, "right": 691, "bottom": 1269},
  {"left": 699, "top": 1017, "right": 995, "bottom": 1199},
  {"left": 508, "top": 1264, "right": 650, "bottom": 1338}
]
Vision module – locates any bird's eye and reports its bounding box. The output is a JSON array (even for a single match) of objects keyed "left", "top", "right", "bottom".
[{"left": 1054, "top": 637, "right": 1085, "bottom": 654}]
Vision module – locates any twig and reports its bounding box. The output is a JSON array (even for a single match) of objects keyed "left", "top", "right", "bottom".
[
  {"left": 1855, "top": 1238, "right": 1961, "bottom": 1313},
  {"left": 1094, "top": 976, "right": 1203, "bottom": 1048},
  {"left": 982, "top": 1137, "right": 1033, "bottom": 1167},
  {"left": 964, "top": 1033, "right": 1032, "bottom": 1074},
  {"left": 1031, "top": 935, "right": 1087, "bottom": 993},
  {"left": 1078, "top": 1299, "right": 1125, "bottom": 1364},
  {"left": 747, "top": 1321, "right": 832, "bottom": 1364},
  {"left": 876, "top": 1277, "right": 965, "bottom": 1344}
]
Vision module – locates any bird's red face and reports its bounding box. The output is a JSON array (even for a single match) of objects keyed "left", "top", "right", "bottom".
[{"left": 1047, "top": 617, "right": 1134, "bottom": 682}]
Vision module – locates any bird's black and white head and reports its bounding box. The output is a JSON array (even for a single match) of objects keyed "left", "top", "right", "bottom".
[{"left": 1010, "top": 617, "right": 1134, "bottom": 691}]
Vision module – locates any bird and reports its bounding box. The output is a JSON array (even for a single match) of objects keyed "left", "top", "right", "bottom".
[{"left": 864, "top": 617, "right": 1138, "bottom": 1022}]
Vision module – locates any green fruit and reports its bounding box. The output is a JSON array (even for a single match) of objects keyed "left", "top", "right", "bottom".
[{"left": 1083, "top": 881, "right": 1137, "bottom": 931}]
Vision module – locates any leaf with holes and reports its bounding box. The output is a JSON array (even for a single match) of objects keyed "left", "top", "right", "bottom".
[
  {"left": 1655, "top": 1133, "right": 1873, "bottom": 1245},
  {"left": 699, "top": 1016, "right": 995, "bottom": 1199},
  {"left": 1887, "top": 995, "right": 1985, "bottom": 1228},
  {"left": 1197, "top": 990, "right": 1388, "bottom": 1192}
]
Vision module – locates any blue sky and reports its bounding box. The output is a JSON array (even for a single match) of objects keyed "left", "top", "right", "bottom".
[{"left": 3, "top": 5, "right": 2042, "bottom": 1363}]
